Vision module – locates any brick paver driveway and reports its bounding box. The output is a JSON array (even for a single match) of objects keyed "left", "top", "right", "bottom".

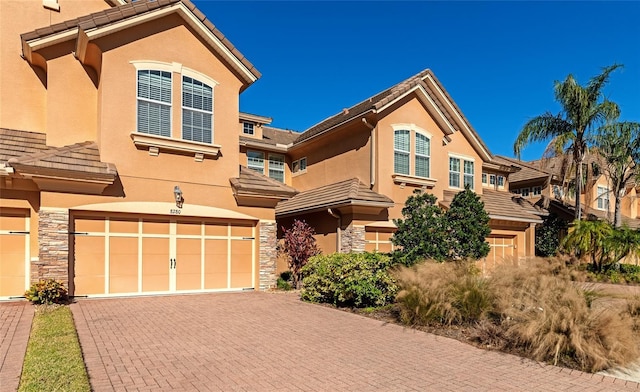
[{"left": 71, "top": 292, "right": 639, "bottom": 391}]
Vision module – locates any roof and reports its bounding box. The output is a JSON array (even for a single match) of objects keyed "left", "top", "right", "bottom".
[
  {"left": 527, "top": 153, "right": 602, "bottom": 178},
  {"left": 442, "top": 189, "right": 544, "bottom": 223},
  {"left": 20, "top": 0, "right": 260, "bottom": 85},
  {"left": 275, "top": 178, "right": 394, "bottom": 217},
  {"left": 229, "top": 166, "right": 297, "bottom": 199},
  {"left": 493, "top": 155, "right": 550, "bottom": 183},
  {"left": 262, "top": 127, "right": 299, "bottom": 146},
  {"left": 0, "top": 128, "right": 48, "bottom": 162},
  {"left": 293, "top": 69, "right": 492, "bottom": 160},
  {"left": 7, "top": 141, "right": 117, "bottom": 179},
  {"left": 548, "top": 199, "right": 640, "bottom": 229}
]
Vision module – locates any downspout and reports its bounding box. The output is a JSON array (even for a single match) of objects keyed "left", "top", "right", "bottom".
[
  {"left": 328, "top": 208, "right": 341, "bottom": 253},
  {"left": 362, "top": 118, "right": 376, "bottom": 188}
]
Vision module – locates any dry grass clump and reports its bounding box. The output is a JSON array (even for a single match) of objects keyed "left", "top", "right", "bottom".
[
  {"left": 395, "top": 261, "right": 494, "bottom": 326},
  {"left": 394, "top": 258, "right": 640, "bottom": 372}
]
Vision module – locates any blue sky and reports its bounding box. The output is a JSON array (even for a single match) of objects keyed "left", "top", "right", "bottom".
[{"left": 194, "top": 1, "right": 640, "bottom": 161}]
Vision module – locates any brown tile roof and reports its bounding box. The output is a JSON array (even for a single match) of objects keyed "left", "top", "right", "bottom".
[
  {"left": 20, "top": 0, "right": 260, "bottom": 81},
  {"left": 493, "top": 155, "right": 550, "bottom": 183},
  {"left": 442, "top": 189, "right": 544, "bottom": 223},
  {"left": 293, "top": 69, "right": 492, "bottom": 159},
  {"left": 262, "top": 127, "right": 299, "bottom": 146},
  {"left": 229, "top": 166, "right": 297, "bottom": 199},
  {"left": 527, "top": 153, "right": 602, "bottom": 179},
  {"left": 0, "top": 128, "right": 48, "bottom": 162},
  {"left": 548, "top": 199, "right": 640, "bottom": 229},
  {"left": 7, "top": 141, "right": 117, "bottom": 179},
  {"left": 275, "top": 178, "right": 394, "bottom": 217}
]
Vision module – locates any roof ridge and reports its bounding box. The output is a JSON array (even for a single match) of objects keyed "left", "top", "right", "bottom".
[{"left": 495, "top": 155, "right": 551, "bottom": 175}]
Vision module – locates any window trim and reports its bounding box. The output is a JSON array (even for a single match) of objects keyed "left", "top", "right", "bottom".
[
  {"left": 181, "top": 75, "right": 214, "bottom": 144},
  {"left": 292, "top": 157, "right": 307, "bottom": 176},
  {"left": 136, "top": 69, "right": 173, "bottom": 138},
  {"left": 247, "top": 150, "right": 265, "bottom": 174},
  {"left": 448, "top": 153, "right": 475, "bottom": 190},
  {"left": 597, "top": 186, "right": 610, "bottom": 210},
  {"left": 243, "top": 122, "right": 255, "bottom": 135},
  {"left": 393, "top": 129, "right": 410, "bottom": 176},
  {"left": 268, "top": 153, "right": 285, "bottom": 183},
  {"left": 391, "top": 124, "right": 434, "bottom": 181}
]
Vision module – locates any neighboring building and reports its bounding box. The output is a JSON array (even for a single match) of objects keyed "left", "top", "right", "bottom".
[
  {"left": 496, "top": 154, "right": 640, "bottom": 229},
  {"left": 0, "top": 0, "right": 544, "bottom": 300}
]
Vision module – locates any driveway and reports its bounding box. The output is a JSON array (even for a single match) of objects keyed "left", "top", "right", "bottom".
[{"left": 71, "top": 292, "right": 639, "bottom": 391}]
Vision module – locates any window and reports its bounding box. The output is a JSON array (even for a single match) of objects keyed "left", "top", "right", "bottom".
[
  {"left": 269, "top": 154, "right": 285, "bottom": 183},
  {"left": 464, "top": 161, "right": 474, "bottom": 189},
  {"left": 293, "top": 157, "right": 307, "bottom": 174},
  {"left": 182, "top": 76, "right": 213, "bottom": 144},
  {"left": 597, "top": 186, "right": 609, "bottom": 210},
  {"left": 449, "top": 158, "right": 460, "bottom": 188},
  {"left": 137, "top": 70, "right": 172, "bottom": 137},
  {"left": 415, "top": 133, "right": 430, "bottom": 178},
  {"left": 532, "top": 186, "right": 542, "bottom": 196},
  {"left": 521, "top": 188, "right": 530, "bottom": 197},
  {"left": 247, "top": 151, "right": 264, "bottom": 174},
  {"left": 489, "top": 174, "right": 496, "bottom": 185},
  {"left": 243, "top": 122, "right": 254, "bottom": 135},
  {"left": 514, "top": 189, "right": 521, "bottom": 195},
  {"left": 394, "top": 130, "right": 410, "bottom": 175},
  {"left": 497, "top": 176, "right": 505, "bottom": 187},
  {"left": 482, "top": 173, "right": 488, "bottom": 184}
]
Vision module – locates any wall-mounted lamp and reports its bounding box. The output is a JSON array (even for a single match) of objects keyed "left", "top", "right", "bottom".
[{"left": 174, "top": 185, "right": 184, "bottom": 208}]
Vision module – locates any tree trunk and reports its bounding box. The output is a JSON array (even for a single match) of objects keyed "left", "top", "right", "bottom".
[
  {"left": 574, "top": 152, "right": 583, "bottom": 221},
  {"left": 614, "top": 195, "right": 622, "bottom": 228}
]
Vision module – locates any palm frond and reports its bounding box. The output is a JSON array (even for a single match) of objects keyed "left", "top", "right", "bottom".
[
  {"left": 513, "top": 113, "right": 571, "bottom": 158},
  {"left": 586, "top": 64, "right": 623, "bottom": 103}
]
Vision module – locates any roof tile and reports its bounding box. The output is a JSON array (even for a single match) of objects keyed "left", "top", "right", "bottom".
[{"left": 230, "top": 166, "right": 297, "bottom": 199}]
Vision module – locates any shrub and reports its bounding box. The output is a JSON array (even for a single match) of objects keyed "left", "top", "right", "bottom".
[
  {"left": 536, "top": 213, "right": 567, "bottom": 257},
  {"left": 443, "top": 187, "right": 491, "bottom": 260},
  {"left": 276, "top": 271, "right": 292, "bottom": 291},
  {"left": 25, "top": 279, "right": 68, "bottom": 305},
  {"left": 300, "top": 252, "right": 398, "bottom": 308},
  {"left": 395, "top": 261, "right": 494, "bottom": 325},
  {"left": 280, "top": 220, "right": 321, "bottom": 289}
]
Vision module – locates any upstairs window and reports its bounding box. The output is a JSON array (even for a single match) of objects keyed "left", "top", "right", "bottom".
[
  {"left": 497, "top": 175, "right": 505, "bottom": 187},
  {"left": 293, "top": 157, "right": 307, "bottom": 174},
  {"left": 415, "top": 133, "right": 430, "bottom": 178},
  {"left": 489, "top": 174, "right": 496, "bottom": 185},
  {"left": 137, "top": 70, "right": 172, "bottom": 137},
  {"left": 532, "top": 186, "right": 542, "bottom": 196},
  {"left": 394, "top": 130, "right": 410, "bottom": 175},
  {"left": 182, "top": 76, "right": 213, "bottom": 144},
  {"left": 243, "top": 122, "right": 254, "bottom": 135},
  {"left": 482, "top": 173, "right": 488, "bottom": 184},
  {"left": 268, "top": 154, "right": 285, "bottom": 183},
  {"left": 597, "top": 186, "right": 609, "bottom": 210},
  {"left": 521, "top": 187, "right": 530, "bottom": 197},
  {"left": 247, "top": 151, "right": 264, "bottom": 174},
  {"left": 463, "top": 161, "right": 474, "bottom": 189},
  {"left": 449, "top": 157, "right": 461, "bottom": 188}
]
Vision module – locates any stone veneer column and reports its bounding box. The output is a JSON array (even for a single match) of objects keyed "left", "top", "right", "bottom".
[
  {"left": 35, "top": 208, "right": 70, "bottom": 287},
  {"left": 259, "top": 221, "right": 277, "bottom": 290},
  {"left": 340, "top": 224, "right": 366, "bottom": 253}
]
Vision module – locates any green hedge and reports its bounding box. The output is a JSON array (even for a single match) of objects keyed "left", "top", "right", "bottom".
[{"left": 300, "top": 252, "right": 398, "bottom": 308}]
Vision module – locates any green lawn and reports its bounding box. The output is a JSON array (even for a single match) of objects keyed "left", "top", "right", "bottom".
[{"left": 19, "top": 306, "right": 90, "bottom": 392}]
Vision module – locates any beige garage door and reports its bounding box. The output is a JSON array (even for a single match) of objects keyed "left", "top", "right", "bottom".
[
  {"left": 72, "top": 215, "right": 255, "bottom": 297},
  {"left": 0, "top": 209, "right": 29, "bottom": 299},
  {"left": 483, "top": 235, "right": 516, "bottom": 271},
  {"left": 364, "top": 228, "right": 395, "bottom": 253}
]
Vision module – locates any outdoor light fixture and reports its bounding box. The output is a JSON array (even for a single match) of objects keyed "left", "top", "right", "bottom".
[{"left": 174, "top": 185, "right": 184, "bottom": 208}]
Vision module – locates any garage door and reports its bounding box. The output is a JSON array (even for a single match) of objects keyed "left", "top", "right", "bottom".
[
  {"left": 72, "top": 215, "right": 255, "bottom": 297},
  {"left": 364, "top": 228, "right": 395, "bottom": 253},
  {"left": 0, "top": 209, "right": 30, "bottom": 299},
  {"left": 482, "top": 235, "right": 516, "bottom": 271}
]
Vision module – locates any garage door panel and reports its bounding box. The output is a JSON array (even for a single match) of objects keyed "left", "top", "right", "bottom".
[
  {"left": 74, "top": 217, "right": 105, "bottom": 233},
  {"left": 142, "top": 220, "right": 169, "bottom": 235},
  {"left": 377, "top": 243, "right": 393, "bottom": 253},
  {"left": 74, "top": 236, "right": 105, "bottom": 295},
  {"left": 230, "top": 240, "right": 252, "bottom": 288},
  {"left": 142, "top": 237, "right": 169, "bottom": 292},
  {"left": 109, "top": 218, "right": 139, "bottom": 234},
  {"left": 176, "top": 238, "right": 202, "bottom": 291},
  {"left": 0, "top": 236, "right": 25, "bottom": 274},
  {"left": 204, "top": 239, "right": 227, "bottom": 289},
  {"left": 0, "top": 214, "right": 25, "bottom": 231},
  {"left": 205, "top": 223, "right": 228, "bottom": 236},
  {"left": 177, "top": 221, "right": 201, "bottom": 236},
  {"left": 231, "top": 224, "right": 253, "bottom": 237},
  {"left": 109, "top": 237, "right": 138, "bottom": 294}
]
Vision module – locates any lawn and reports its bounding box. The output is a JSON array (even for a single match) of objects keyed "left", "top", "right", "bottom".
[{"left": 19, "top": 305, "right": 90, "bottom": 392}]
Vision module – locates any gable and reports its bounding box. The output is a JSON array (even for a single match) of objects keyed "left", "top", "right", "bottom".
[{"left": 21, "top": 0, "right": 260, "bottom": 90}]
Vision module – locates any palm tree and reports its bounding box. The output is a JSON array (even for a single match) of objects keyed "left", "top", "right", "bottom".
[
  {"left": 514, "top": 64, "right": 622, "bottom": 220},
  {"left": 593, "top": 121, "right": 640, "bottom": 227}
]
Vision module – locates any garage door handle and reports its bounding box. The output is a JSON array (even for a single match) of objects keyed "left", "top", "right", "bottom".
[{"left": 169, "top": 258, "right": 176, "bottom": 269}]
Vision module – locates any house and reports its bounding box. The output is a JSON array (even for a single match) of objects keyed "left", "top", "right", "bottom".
[
  {"left": 0, "top": 0, "right": 543, "bottom": 300},
  {"left": 495, "top": 154, "right": 640, "bottom": 229}
]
